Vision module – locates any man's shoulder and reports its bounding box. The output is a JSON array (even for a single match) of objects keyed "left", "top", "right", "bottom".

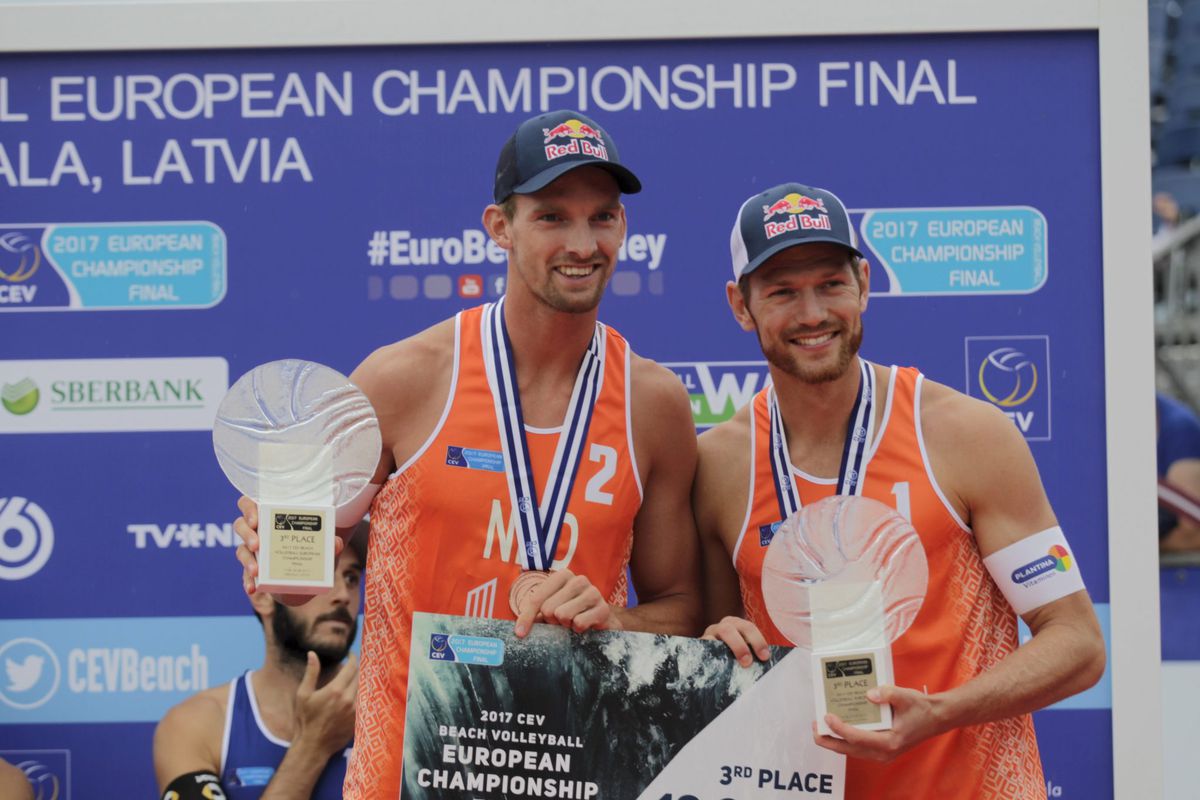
[
  {"left": 351, "top": 316, "right": 458, "bottom": 411},
  {"left": 695, "top": 405, "right": 754, "bottom": 491},
  {"left": 627, "top": 353, "right": 693, "bottom": 424},
  {"left": 628, "top": 352, "right": 682, "bottom": 394},
  {"left": 354, "top": 317, "right": 457, "bottom": 385},
  {"left": 917, "top": 373, "right": 1037, "bottom": 517},
  {"left": 160, "top": 683, "right": 229, "bottom": 731},
  {"left": 918, "top": 374, "right": 1014, "bottom": 444},
  {"left": 153, "top": 681, "right": 230, "bottom": 764},
  {"left": 698, "top": 403, "right": 754, "bottom": 461}
]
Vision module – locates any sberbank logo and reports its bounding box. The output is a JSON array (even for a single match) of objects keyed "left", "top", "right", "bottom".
[
  {"left": 663, "top": 361, "right": 770, "bottom": 429},
  {"left": 0, "top": 358, "right": 227, "bottom": 434},
  {"left": 1, "top": 378, "right": 38, "bottom": 415}
]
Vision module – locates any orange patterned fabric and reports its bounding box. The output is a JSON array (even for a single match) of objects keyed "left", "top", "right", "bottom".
[
  {"left": 344, "top": 304, "right": 641, "bottom": 799},
  {"left": 734, "top": 366, "right": 1045, "bottom": 800}
]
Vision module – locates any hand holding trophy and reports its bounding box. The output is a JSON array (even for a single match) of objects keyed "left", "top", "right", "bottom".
[
  {"left": 761, "top": 495, "right": 929, "bottom": 737},
  {"left": 213, "top": 359, "right": 380, "bottom": 594}
]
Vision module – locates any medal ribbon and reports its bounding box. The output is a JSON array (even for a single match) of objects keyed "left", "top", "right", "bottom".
[
  {"left": 768, "top": 358, "right": 874, "bottom": 521},
  {"left": 483, "top": 299, "right": 605, "bottom": 571}
]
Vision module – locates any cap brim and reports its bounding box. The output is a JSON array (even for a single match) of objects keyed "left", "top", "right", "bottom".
[
  {"left": 512, "top": 159, "right": 642, "bottom": 197},
  {"left": 739, "top": 236, "right": 865, "bottom": 279}
]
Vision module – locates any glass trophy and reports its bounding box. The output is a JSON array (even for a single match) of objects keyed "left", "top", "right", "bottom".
[
  {"left": 213, "top": 359, "right": 381, "bottom": 594},
  {"left": 760, "top": 496, "right": 929, "bottom": 736}
]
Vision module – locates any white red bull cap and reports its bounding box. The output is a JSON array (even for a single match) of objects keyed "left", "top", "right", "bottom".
[
  {"left": 493, "top": 110, "right": 641, "bottom": 203},
  {"left": 730, "top": 182, "right": 863, "bottom": 281}
]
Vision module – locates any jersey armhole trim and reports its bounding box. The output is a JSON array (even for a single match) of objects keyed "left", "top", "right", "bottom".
[
  {"left": 730, "top": 398, "right": 758, "bottom": 567},
  {"left": 390, "top": 311, "right": 463, "bottom": 479},
  {"left": 864, "top": 364, "right": 898, "bottom": 464},
  {"left": 625, "top": 341, "right": 644, "bottom": 502},
  {"left": 246, "top": 669, "right": 291, "bottom": 748},
  {"left": 219, "top": 674, "right": 238, "bottom": 773},
  {"left": 914, "top": 373, "right": 971, "bottom": 534}
]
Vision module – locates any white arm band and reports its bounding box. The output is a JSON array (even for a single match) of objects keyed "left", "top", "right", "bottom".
[
  {"left": 982, "top": 526, "right": 1086, "bottom": 616},
  {"left": 336, "top": 482, "right": 382, "bottom": 527}
]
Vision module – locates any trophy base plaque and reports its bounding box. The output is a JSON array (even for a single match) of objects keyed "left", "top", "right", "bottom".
[
  {"left": 812, "top": 646, "right": 893, "bottom": 737},
  {"left": 256, "top": 501, "right": 335, "bottom": 594}
]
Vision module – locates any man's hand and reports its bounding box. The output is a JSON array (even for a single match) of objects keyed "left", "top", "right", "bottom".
[
  {"left": 292, "top": 652, "right": 358, "bottom": 760},
  {"left": 813, "top": 685, "right": 945, "bottom": 762},
  {"left": 233, "top": 495, "right": 343, "bottom": 605},
  {"left": 513, "top": 569, "right": 622, "bottom": 637},
  {"left": 701, "top": 616, "right": 770, "bottom": 667}
]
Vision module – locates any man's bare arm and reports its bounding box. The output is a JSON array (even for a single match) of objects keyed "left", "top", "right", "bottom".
[
  {"left": 694, "top": 422, "right": 751, "bottom": 625},
  {"left": 1162, "top": 458, "right": 1200, "bottom": 551},
  {"left": 818, "top": 386, "right": 1105, "bottom": 760},
  {"left": 692, "top": 417, "right": 773, "bottom": 664},
  {"left": 613, "top": 358, "right": 704, "bottom": 636},
  {"left": 152, "top": 690, "right": 225, "bottom": 793}
]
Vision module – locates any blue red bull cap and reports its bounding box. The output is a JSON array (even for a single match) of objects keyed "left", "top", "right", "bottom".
[
  {"left": 730, "top": 183, "right": 863, "bottom": 281},
  {"left": 493, "top": 110, "right": 641, "bottom": 203}
]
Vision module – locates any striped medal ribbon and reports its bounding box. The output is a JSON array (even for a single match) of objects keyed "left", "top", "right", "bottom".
[
  {"left": 768, "top": 357, "right": 874, "bottom": 521},
  {"left": 482, "top": 298, "right": 606, "bottom": 573}
]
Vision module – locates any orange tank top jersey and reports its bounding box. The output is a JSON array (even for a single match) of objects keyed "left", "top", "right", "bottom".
[
  {"left": 344, "top": 304, "right": 642, "bottom": 800},
  {"left": 734, "top": 365, "right": 1045, "bottom": 800}
]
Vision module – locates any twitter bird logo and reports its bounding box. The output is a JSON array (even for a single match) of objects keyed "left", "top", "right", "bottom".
[
  {"left": 0, "top": 639, "right": 59, "bottom": 709},
  {"left": 6, "top": 654, "right": 44, "bottom": 693}
]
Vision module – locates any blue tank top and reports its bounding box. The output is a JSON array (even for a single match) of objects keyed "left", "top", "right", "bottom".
[{"left": 220, "top": 670, "right": 351, "bottom": 799}]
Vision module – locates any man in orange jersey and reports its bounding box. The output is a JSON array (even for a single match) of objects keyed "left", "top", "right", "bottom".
[
  {"left": 695, "top": 182, "right": 1106, "bottom": 799},
  {"left": 232, "top": 110, "right": 702, "bottom": 800}
]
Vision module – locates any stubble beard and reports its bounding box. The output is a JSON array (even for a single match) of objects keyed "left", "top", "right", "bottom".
[
  {"left": 759, "top": 319, "right": 864, "bottom": 384},
  {"left": 514, "top": 250, "right": 611, "bottom": 315}
]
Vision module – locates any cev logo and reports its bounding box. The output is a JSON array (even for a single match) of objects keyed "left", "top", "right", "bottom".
[
  {"left": 0, "top": 751, "right": 70, "bottom": 800},
  {"left": 0, "top": 231, "right": 41, "bottom": 283},
  {"left": 0, "top": 497, "right": 54, "bottom": 580},
  {"left": 0, "top": 638, "right": 61, "bottom": 710},
  {"left": 20, "top": 759, "right": 65, "bottom": 800},
  {"left": 977, "top": 347, "right": 1038, "bottom": 407}
]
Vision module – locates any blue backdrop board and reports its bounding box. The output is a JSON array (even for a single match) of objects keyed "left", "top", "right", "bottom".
[{"left": 0, "top": 33, "right": 1111, "bottom": 797}]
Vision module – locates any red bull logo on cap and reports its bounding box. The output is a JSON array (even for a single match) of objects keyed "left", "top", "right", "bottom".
[
  {"left": 763, "top": 192, "right": 832, "bottom": 239},
  {"left": 542, "top": 119, "right": 605, "bottom": 143},
  {"left": 543, "top": 118, "right": 609, "bottom": 162},
  {"left": 762, "top": 192, "right": 828, "bottom": 220}
]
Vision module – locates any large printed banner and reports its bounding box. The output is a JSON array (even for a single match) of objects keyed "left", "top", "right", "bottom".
[
  {"left": 403, "top": 614, "right": 844, "bottom": 800},
  {"left": 0, "top": 31, "right": 1109, "bottom": 797}
]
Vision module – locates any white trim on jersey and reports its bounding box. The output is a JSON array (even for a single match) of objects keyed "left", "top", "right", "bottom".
[
  {"left": 864, "top": 365, "right": 899, "bottom": 464},
  {"left": 787, "top": 464, "right": 838, "bottom": 485},
  {"left": 391, "top": 312, "right": 463, "bottom": 479},
  {"left": 913, "top": 373, "right": 971, "bottom": 534},
  {"left": 219, "top": 675, "right": 237, "bottom": 773},
  {"left": 624, "top": 340, "right": 644, "bottom": 502},
  {"left": 245, "top": 670, "right": 291, "bottom": 747},
  {"left": 730, "top": 393, "right": 759, "bottom": 567}
]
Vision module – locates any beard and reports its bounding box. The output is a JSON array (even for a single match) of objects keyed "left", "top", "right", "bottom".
[
  {"left": 758, "top": 318, "right": 864, "bottom": 384},
  {"left": 271, "top": 604, "right": 357, "bottom": 669},
  {"left": 518, "top": 253, "right": 613, "bottom": 315},
  {"left": 538, "top": 278, "right": 608, "bottom": 314}
]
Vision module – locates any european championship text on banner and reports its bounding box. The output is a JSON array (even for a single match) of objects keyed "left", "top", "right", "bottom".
[{"left": 403, "top": 613, "right": 845, "bottom": 800}]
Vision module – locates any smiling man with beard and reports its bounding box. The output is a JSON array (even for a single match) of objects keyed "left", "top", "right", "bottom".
[
  {"left": 694, "top": 183, "right": 1106, "bottom": 799},
  {"left": 152, "top": 530, "right": 364, "bottom": 799}
]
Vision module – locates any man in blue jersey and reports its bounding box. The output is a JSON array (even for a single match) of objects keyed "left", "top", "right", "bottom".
[{"left": 152, "top": 526, "right": 364, "bottom": 799}]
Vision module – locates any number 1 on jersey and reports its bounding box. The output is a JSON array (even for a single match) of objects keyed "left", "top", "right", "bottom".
[{"left": 891, "top": 481, "right": 912, "bottom": 521}]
